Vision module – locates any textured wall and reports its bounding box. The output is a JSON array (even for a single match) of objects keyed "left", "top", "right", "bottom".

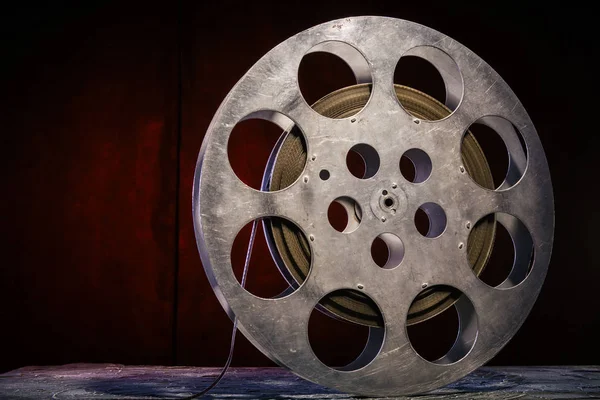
[
  {"left": 1, "top": 3, "right": 179, "bottom": 372},
  {"left": 1, "top": 1, "right": 597, "bottom": 373}
]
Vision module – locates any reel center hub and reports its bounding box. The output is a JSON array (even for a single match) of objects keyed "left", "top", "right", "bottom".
[{"left": 370, "top": 182, "right": 407, "bottom": 221}]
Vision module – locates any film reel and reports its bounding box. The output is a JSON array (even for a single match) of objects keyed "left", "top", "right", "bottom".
[{"left": 193, "top": 17, "right": 554, "bottom": 396}]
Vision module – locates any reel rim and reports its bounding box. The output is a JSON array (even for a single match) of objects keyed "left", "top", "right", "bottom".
[{"left": 193, "top": 16, "right": 554, "bottom": 396}]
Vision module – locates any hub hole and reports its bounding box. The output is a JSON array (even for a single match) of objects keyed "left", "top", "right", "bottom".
[
  {"left": 400, "top": 148, "right": 432, "bottom": 183},
  {"left": 328, "top": 197, "right": 362, "bottom": 233},
  {"left": 371, "top": 233, "right": 405, "bottom": 269},
  {"left": 415, "top": 203, "right": 447, "bottom": 238},
  {"left": 346, "top": 143, "right": 380, "bottom": 179}
]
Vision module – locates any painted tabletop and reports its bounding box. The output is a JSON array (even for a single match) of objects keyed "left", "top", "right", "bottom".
[{"left": 1, "top": 365, "right": 598, "bottom": 399}]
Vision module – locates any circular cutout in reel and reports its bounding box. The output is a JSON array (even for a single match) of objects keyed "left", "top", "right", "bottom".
[{"left": 193, "top": 17, "right": 554, "bottom": 396}]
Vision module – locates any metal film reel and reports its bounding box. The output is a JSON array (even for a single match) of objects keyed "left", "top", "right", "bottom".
[{"left": 193, "top": 17, "right": 554, "bottom": 396}]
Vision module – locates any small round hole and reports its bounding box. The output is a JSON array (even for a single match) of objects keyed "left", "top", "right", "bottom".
[
  {"left": 384, "top": 198, "right": 394, "bottom": 207},
  {"left": 415, "top": 203, "right": 447, "bottom": 238},
  {"left": 319, "top": 169, "right": 330, "bottom": 181},
  {"left": 328, "top": 197, "right": 362, "bottom": 233},
  {"left": 371, "top": 233, "right": 405, "bottom": 269},
  {"left": 400, "top": 149, "right": 432, "bottom": 183},
  {"left": 346, "top": 144, "right": 380, "bottom": 179}
]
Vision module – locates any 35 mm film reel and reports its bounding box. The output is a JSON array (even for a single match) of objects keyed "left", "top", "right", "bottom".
[{"left": 193, "top": 17, "right": 554, "bottom": 396}]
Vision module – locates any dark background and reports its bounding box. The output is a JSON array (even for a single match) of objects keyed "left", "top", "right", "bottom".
[{"left": 1, "top": 1, "right": 597, "bottom": 373}]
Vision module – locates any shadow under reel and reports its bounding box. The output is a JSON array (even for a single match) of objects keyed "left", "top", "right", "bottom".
[{"left": 193, "top": 16, "right": 554, "bottom": 396}]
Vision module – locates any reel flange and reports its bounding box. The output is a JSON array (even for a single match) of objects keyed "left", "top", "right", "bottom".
[{"left": 193, "top": 16, "right": 554, "bottom": 396}]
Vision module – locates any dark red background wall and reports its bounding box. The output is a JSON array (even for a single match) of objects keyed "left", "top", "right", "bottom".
[{"left": 1, "top": 1, "right": 598, "bottom": 373}]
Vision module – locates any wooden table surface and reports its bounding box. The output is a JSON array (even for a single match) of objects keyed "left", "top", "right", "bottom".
[{"left": 0, "top": 365, "right": 598, "bottom": 399}]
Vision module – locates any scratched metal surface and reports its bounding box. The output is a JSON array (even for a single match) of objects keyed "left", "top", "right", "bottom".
[
  {"left": 193, "top": 16, "right": 554, "bottom": 396},
  {"left": 0, "top": 365, "right": 598, "bottom": 399}
]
